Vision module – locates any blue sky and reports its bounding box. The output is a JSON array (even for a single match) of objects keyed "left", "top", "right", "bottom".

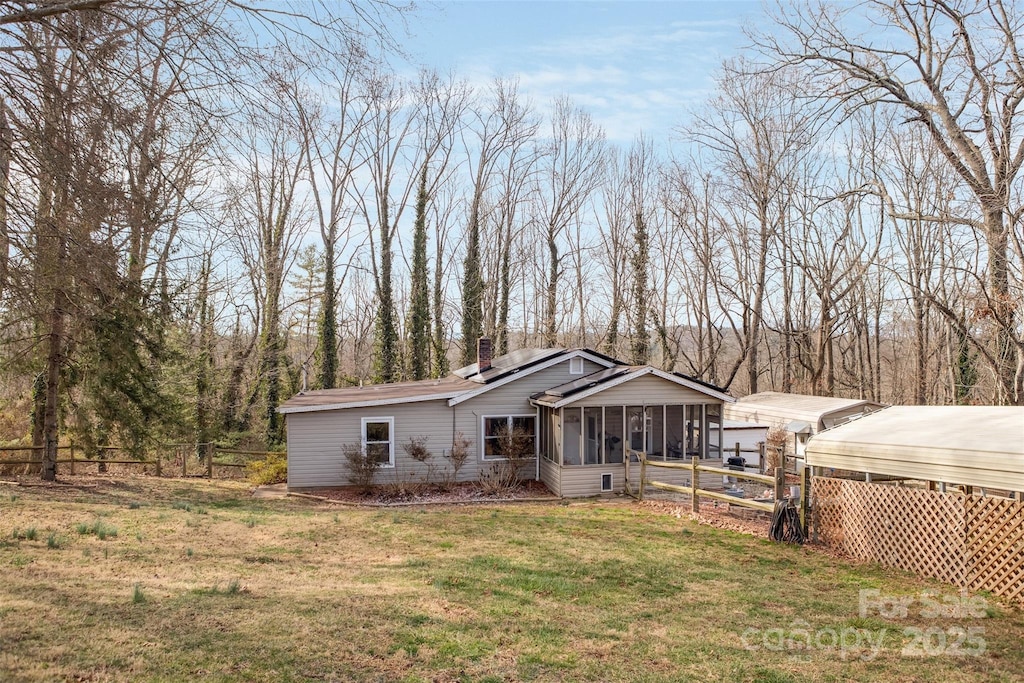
[{"left": 399, "top": 1, "right": 763, "bottom": 143}]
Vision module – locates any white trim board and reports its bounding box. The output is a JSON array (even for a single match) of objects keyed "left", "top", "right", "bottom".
[
  {"left": 448, "top": 350, "right": 616, "bottom": 407},
  {"left": 534, "top": 366, "right": 734, "bottom": 408},
  {"left": 279, "top": 392, "right": 463, "bottom": 414}
]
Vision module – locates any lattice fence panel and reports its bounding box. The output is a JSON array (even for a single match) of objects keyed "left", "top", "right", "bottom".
[
  {"left": 965, "top": 496, "right": 1024, "bottom": 602},
  {"left": 812, "top": 478, "right": 967, "bottom": 587},
  {"left": 811, "top": 477, "right": 846, "bottom": 548}
]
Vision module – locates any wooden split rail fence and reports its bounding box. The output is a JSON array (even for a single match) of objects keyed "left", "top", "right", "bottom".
[
  {"left": 625, "top": 449, "right": 810, "bottom": 533},
  {"left": 0, "top": 444, "right": 274, "bottom": 479}
]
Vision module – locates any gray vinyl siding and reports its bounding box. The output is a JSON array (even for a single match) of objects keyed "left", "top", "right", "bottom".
[
  {"left": 286, "top": 357, "right": 604, "bottom": 491},
  {"left": 452, "top": 358, "right": 605, "bottom": 468},
  {"left": 286, "top": 400, "right": 460, "bottom": 489},
  {"left": 557, "top": 462, "right": 724, "bottom": 498},
  {"left": 539, "top": 457, "right": 561, "bottom": 496},
  {"left": 566, "top": 374, "right": 720, "bottom": 407}
]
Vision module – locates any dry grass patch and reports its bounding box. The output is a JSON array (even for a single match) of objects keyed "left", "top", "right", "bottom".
[{"left": 0, "top": 477, "right": 1022, "bottom": 682}]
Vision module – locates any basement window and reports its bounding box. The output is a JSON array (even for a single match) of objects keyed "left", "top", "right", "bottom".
[{"left": 601, "top": 473, "right": 613, "bottom": 492}]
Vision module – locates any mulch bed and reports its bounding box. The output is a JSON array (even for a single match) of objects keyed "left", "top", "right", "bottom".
[
  {"left": 642, "top": 498, "right": 773, "bottom": 537},
  {"left": 300, "top": 479, "right": 556, "bottom": 506}
]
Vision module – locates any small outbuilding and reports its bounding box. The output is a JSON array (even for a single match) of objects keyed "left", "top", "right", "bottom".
[
  {"left": 724, "top": 391, "right": 885, "bottom": 461},
  {"left": 805, "top": 406, "right": 1024, "bottom": 494}
]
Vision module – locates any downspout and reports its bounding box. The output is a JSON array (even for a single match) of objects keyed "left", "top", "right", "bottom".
[{"left": 534, "top": 402, "right": 540, "bottom": 481}]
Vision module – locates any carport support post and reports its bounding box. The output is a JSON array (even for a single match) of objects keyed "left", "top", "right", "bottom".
[{"left": 691, "top": 456, "right": 699, "bottom": 513}]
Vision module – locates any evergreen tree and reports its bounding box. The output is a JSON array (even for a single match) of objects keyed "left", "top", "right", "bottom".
[
  {"left": 372, "top": 198, "right": 400, "bottom": 383},
  {"left": 460, "top": 208, "right": 483, "bottom": 366},
  {"left": 195, "top": 254, "right": 215, "bottom": 452},
  {"left": 409, "top": 165, "right": 432, "bottom": 380},
  {"left": 630, "top": 210, "right": 650, "bottom": 365},
  {"left": 318, "top": 238, "right": 338, "bottom": 389},
  {"left": 432, "top": 252, "right": 450, "bottom": 379}
]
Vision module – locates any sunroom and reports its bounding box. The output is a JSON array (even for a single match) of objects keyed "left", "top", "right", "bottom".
[{"left": 531, "top": 366, "right": 734, "bottom": 497}]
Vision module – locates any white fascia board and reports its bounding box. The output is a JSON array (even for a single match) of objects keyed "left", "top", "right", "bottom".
[
  {"left": 547, "top": 366, "right": 735, "bottom": 409},
  {"left": 647, "top": 367, "right": 735, "bottom": 403},
  {"left": 278, "top": 391, "right": 464, "bottom": 415},
  {"left": 447, "top": 349, "right": 615, "bottom": 407},
  {"left": 545, "top": 367, "right": 645, "bottom": 408}
]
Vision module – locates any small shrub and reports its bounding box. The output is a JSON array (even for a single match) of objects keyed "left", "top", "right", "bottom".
[
  {"left": 244, "top": 516, "right": 258, "bottom": 528},
  {"left": 445, "top": 432, "right": 472, "bottom": 487},
  {"left": 128, "top": 502, "right": 142, "bottom": 510},
  {"left": 247, "top": 451, "right": 287, "bottom": 486},
  {"left": 402, "top": 435, "right": 438, "bottom": 486},
  {"left": 132, "top": 583, "right": 145, "bottom": 604},
  {"left": 343, "top": 443, "right": 379, "bottom": 494},
  {"left": 46, "top": 533, "right": 60, "bottom": 549},
  {"left": 226, "top": 579, "right": 241, "bottom": 595},
  {"left": 186, "top": 547, "right": 194, "bottom": 558},
  {"left": 94, "top": 522, "right": 118, "bottom": 540},
  {"left": 402, "top": 436, "right": 431, "bottom": 463},
  {"left": 479, "top": 425, "right": 533, "bottom": 496},
  {"left": 77, "top": 519, "right": 117, "bottom": 540},
  {"left": 12, "top": 527, "right": 37, "bottom": 541},
  {"left": 765, "top": 427, "right": 788, "bottom": 470}
]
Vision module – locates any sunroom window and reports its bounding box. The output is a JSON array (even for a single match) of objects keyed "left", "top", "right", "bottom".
[{"left": 482, "top": 415, "right": 537, "bottom": 460}]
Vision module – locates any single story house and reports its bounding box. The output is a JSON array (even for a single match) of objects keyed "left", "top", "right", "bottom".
[
  {"left": 806, "top": 406, "right": 1024, "bottom": 496},
  {"left": 280, "top": 342, "right": 734, "bottom": 497},
  {"left": 724, "top": 391, "right": 885, "bottom": 462}
]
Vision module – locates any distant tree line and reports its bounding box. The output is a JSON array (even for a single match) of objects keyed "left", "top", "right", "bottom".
[{"left": 0, "top": 0, "right": 1021, "bottom": 481}]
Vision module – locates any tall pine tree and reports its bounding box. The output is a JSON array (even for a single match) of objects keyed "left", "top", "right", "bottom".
[
  {"left": 630, "top": 210, "right": 650, "bottom": 365},
  {"left": 372, "top": 196, "right": 400, "bottom": 383},
  {"left": 409, "top": 165, "right": 432, "bottom": 379},
  {"left": 460, "top": 206, "right": 483, "bottom": 367}
]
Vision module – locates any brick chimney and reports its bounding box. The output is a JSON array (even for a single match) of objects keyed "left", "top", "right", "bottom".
[{"left": 477, "top": 337, "right": 493, "bottom": 373}]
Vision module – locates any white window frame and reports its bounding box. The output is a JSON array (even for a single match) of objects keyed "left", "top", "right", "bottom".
[
  {"left": 601, "top": 472, "right": 613, "bottom": 492},
  {"left": 480, "top": 414, "right": 538, "bottom": 461},
  {"left": 361, "top": 416, "right": 395, "bottom": 468},
  {"left": 569, "top": 357, "right": 585, "bottom": 375}
]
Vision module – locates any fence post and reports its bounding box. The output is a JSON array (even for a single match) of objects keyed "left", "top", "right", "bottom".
[
  {"left": 800, "top": 466, "right": 811, "bottom": 537},
  {"left": 182, "top": 447, "right": 187, "bottom": 478},
  {"left": 759, "top": 442, "right": 766, "bottom": 473},
  {"left": 155, "top": 447, "right": 162, "bottom": 477},
  {"left": 205, "top": 443, "right": 213, "bottom": 478},
  {"left": 638, "top": 454, "right": 646, "bottom": 502},
  {"left": 69, "top": 441, "right": 75, "bottom": 476},
  {"left": 691, "top": 456, "right": 699, "bottom": 513},
  {"left": 774, "top": 467, "right": 785, "bottom": 503},
  {"left": 624, "top": 450, "right": 631, "bottom": 495}
]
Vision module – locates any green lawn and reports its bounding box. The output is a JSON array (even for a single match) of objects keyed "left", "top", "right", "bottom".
[{"left": 1, "top": 477, "right": 1021, "bottom": 682}]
